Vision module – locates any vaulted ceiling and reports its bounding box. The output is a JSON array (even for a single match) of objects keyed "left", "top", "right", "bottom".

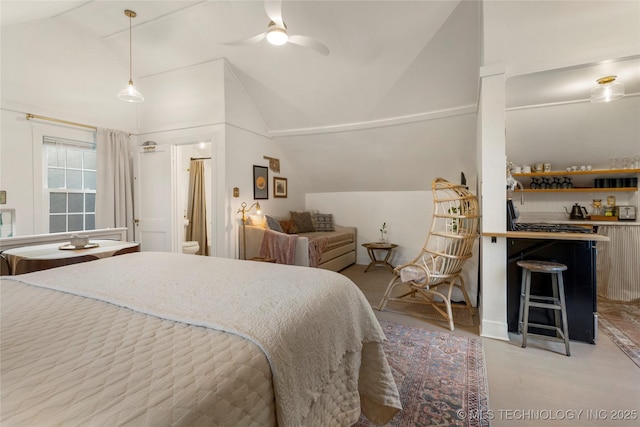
[{"left": 1, "top": 0, "right": 481, "bottom": 132}]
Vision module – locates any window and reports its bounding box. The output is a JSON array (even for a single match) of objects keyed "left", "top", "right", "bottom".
[{"left": 44, "top": 137, "right": 96, "bottom": 233}]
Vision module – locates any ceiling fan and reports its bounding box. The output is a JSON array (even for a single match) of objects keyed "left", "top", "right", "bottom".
[{"left": 224, "top": 0, "right": 330, "bottom": 56}]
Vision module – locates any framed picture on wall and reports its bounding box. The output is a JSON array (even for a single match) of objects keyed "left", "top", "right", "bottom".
[
  {"left": 274, "top": 177, "right": 288, "bottom": 198},
  {"left": 253, "top": 165, "right": 268, "bottom": 199}
]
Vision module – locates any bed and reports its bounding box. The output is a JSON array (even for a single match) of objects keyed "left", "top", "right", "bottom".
[{"left": 1, "top": 252, "right": 400, "bottom": 426}]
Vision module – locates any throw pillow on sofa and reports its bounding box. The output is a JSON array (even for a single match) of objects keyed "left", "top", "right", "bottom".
[
  {"left": 265, "top": 215, "right": 284, "bottom": 233},
  {"left": 314, "top": 213, "right": 334, "bottom": 231},
  {"left": 290, "top": 211, "right": 315, "bottom": 233},
  {"left": 279, "top": 219, "right": 299, "bottom": 234}
]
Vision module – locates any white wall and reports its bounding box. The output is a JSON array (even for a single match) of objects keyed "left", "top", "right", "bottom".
[
  {"left": 224, "top": 124, "right": 301, "bottom": 258},
  {"left": 507, "top": 97, "right": 640, "bottom": 171},
  {"left": 138, "top": 60, "right": 226, "bottom": 134},
  {"left": 1, "top": 18, "right": 139, "bottom": 133},
  {"left": 131, "top": 59, "right": 284, "bottom": 259},
  {"left": 506, "top": 95, "right": 640, "bottom": 216},
  {"left": 483, "top": 1, "right": 640, "bottom": 75},
  {"left": 276, "top": 112, "right": 477, "bottom": 193},
  {"left": 306, "top": 190, "right": 480, "bottom": 305}
]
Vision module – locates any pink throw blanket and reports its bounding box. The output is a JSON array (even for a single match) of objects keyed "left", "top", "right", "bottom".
[
  {"left": 260, "top": 229, "right": 298, "bottom": 264},
  {"left": 308, "top": 237, "right": 329, "bottom": 268}
]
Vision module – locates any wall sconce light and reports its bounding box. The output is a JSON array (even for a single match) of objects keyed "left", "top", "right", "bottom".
[
  {"left": 237, "top": 201, "right": 261, "bottom": 260},
  {"left": 590, "top": 75, "right": 625, "bottom": 103}
]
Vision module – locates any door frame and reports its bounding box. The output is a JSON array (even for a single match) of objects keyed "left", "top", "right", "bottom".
[{"left": 132, "top": 127, "right": 222, "bottom": 257}]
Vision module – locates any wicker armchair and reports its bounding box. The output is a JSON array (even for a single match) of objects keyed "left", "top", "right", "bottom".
[{"left": 378, "top": 177, "right": 480, "bottom": 330}]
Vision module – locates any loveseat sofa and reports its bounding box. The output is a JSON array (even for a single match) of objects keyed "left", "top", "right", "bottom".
[{"left": 241, "top": 211, "right": 356, "bottom": 272}]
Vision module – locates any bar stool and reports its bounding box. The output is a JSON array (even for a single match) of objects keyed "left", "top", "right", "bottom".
[{"left": 517, "top": 260, "right": 571, "bottom": 356}]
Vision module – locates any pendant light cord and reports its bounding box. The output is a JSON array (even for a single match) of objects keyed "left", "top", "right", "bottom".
[{"left": 128, "top": 13, "right": 133, "bottom": 84}]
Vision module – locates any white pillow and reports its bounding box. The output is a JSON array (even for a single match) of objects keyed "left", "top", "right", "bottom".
[{"left": 246, "top": 215, "right": 266, "bottom": 227}]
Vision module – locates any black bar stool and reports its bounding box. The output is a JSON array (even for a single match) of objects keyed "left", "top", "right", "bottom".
[{"left": 517, "top": 260, "right": 571, "bottom": 356}]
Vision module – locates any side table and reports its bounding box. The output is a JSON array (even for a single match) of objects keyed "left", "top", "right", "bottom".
[{"left": 362, "top": 242, "right": 398, "bottom": 273}]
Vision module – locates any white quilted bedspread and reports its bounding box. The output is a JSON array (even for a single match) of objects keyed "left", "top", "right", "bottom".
[{"left": 1, "top": 252, "right": 400, "bottom": 426}]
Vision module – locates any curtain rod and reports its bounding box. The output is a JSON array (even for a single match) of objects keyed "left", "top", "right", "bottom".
[
  {"left": 190, "top": 157, "right": 211, "bottom": 160},
  {"left": 26, "top": 113, "right": 97, "bottom": 131}
]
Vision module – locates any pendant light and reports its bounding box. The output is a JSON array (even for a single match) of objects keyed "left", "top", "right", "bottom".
[
  {"left": 590, "top": 75, "right": 624, "bottom": 103},
  {"left": 117, "top": 9, "right": 144, "bottom": 103}
]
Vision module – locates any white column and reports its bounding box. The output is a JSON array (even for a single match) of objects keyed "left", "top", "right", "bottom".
[{"left": 478, "top": 64, "right": 510, "bottom": 341}]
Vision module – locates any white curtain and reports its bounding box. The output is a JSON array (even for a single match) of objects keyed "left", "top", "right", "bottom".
[{"left": 96, "top": 129, "right": 134, "bottom": 241}]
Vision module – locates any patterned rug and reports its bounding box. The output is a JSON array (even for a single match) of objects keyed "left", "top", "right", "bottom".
[
  {"left": 598, "top": 298, "right": 640, "bottom": 368},
  {"left": 356, "top": 320, "right": 490, "bottom": 427}
]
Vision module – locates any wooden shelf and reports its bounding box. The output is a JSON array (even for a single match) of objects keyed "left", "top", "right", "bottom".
[
  {"left": 513, "top": 168, "right": 640, "bottom": 178},
  {"left": 512, "top": 168, "right": 638, "bottom": 193},
  {"left": 518, "top": 187, "right": 637, "bottom": 193}
]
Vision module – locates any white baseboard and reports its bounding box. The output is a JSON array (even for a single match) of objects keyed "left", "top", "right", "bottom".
[{"left": 480, "top": 319, "right": 510, "bottom": 341}]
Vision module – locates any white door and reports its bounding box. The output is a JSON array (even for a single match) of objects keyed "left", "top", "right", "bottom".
[{"left": 133, "top": 145, "right": 175, "bottom": 252}]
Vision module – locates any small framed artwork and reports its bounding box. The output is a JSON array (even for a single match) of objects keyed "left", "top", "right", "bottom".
[
  {"left": 253, "top": 165, "right": 268, "bottom": 199},
  {"left": 274, "top": 177, "right": 288, "bottom": 198}
]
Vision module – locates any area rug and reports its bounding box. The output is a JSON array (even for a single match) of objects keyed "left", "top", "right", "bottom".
[
  {"left": 356, "top": 320, "right": 490, "bottom": 427},
  {"left": 598, "top": 298, "right": 640, "bottom": 368}
]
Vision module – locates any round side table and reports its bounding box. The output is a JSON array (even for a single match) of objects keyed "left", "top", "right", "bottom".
[{"left": 362, "top": 242, "right": 398, "bottom": 273}]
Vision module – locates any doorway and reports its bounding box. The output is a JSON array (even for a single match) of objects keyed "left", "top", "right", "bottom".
[{"left": 176, "top": 142, "right": 212, "bottom": 256}]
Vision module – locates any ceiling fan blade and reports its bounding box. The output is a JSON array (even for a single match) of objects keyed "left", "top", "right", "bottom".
[
  {"left": 264, "top": 0, "right": 284, "bottom": 27},
  {"left": 223, "top": 32, "right": 267, "bottom": 46},
  {"left": 288, "top": 34, "right": 330, "bottom": 56}
]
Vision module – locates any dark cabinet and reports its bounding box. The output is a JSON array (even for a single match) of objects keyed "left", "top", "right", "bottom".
[{"left": 507, "top": 238, "right": 597, "bottom": 344}]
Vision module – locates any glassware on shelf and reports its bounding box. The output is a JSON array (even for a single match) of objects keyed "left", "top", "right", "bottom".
[
  {"left": 551, "top": 177, "right": 561, "bottom": 189},
  {"left": 529, "top": 178, "right": 539, "bottom": 189},
  {"left": 591, "top": 199, "right": 602, "bottom": 216},
  {"left": 565, "top": 177, "right": 573, "bottom": 189}
]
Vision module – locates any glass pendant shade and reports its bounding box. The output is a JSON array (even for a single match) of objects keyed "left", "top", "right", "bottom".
[
  {"left": 590, "top": 76, "right": 625, "bottom": 103},
  {"left": 117, "top": 80, "right": 144, "bottom": 102},
  {"left": 118, "top": 10, "right": 144, "bottom": 103},
  {"left": 266, "top": 27, "right": 288, "bottom": 45}
]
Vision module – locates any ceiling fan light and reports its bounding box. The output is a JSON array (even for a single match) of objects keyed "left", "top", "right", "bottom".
[
  {"left": 117, "top": 80, "right": 144, "bottom": 102},
  {"left": 266, "top": 28, "right": 288, "bottom": 45},
  {"left": 590, "top": 75, "right": 624, "bottom": 103}
]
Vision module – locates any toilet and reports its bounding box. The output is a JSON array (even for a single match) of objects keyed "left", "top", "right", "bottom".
[
  {"left": 182, "top": 241, "right": 200, "bottom": 255},
  {"left": 182, "top": 218, "right": 200, "bottom": 255}
]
